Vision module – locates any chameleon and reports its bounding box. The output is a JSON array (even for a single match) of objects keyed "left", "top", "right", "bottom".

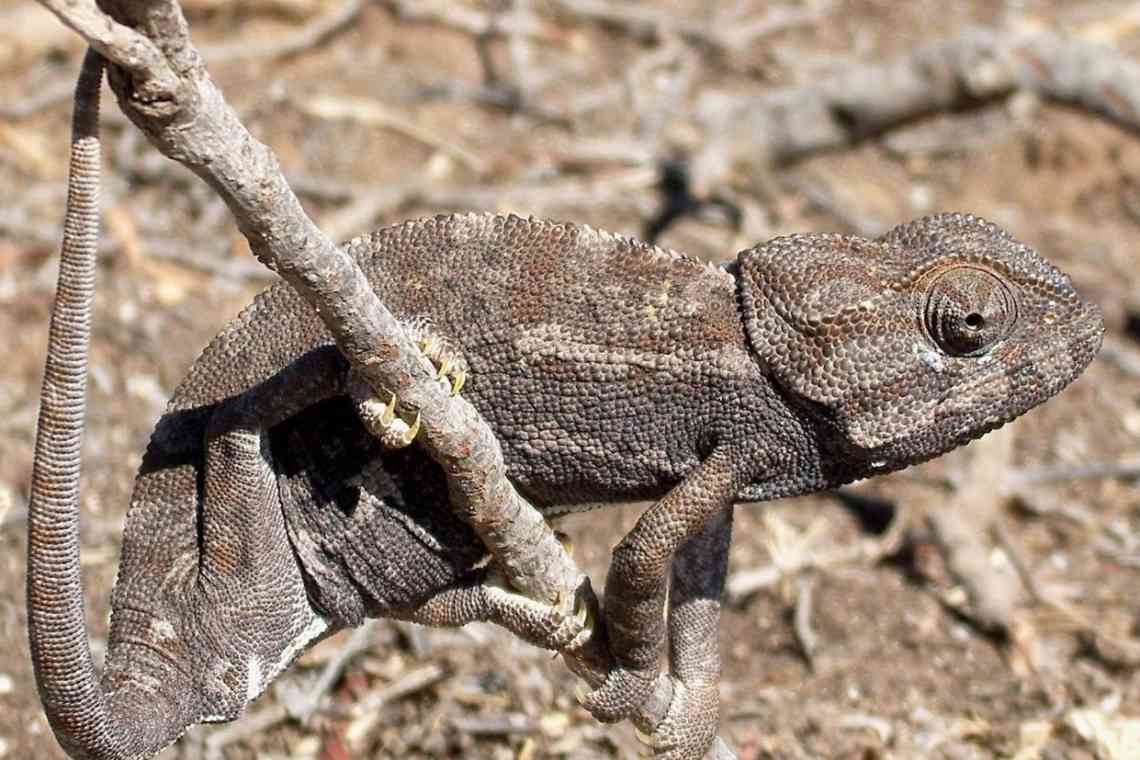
[{"left": 27, "top": 52, "right": 1105, "bottom": 760}]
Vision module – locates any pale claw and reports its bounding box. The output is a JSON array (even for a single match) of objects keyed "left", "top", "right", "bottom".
[
  {"left": 354, "top": 385, "right": 422, "bottom": 450},
  {"left": 379, "top": 410, "right": 420, "bottom": 449},
  {"left": 575, "top": 588, "right": 593, "bottom": 630},
  {"left": 379, "top": 391, "right": 396, "bottom": 427},
  {"left": 419, "top": 334, "right": 443, "bottom": 362},
  {"left": 353, "top": 389, "right": 395, "bottom": 437},
  {"left": 426, "top": 351, "right": 466, "bottom": 397},
  {"left": 556, "top": 530, "right": 574, "bottom": 557},
  {"left": 448, "top": 368, "right": 466, "bottom": 396}
]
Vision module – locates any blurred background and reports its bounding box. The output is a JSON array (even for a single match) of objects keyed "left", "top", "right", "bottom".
[{"left": 1, "top": 1, "right": 1138, "bottom": 757}]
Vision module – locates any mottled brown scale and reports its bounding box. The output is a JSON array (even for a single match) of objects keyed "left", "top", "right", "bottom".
[
  {"left": 33, "top": 204, "right": 1102, "bottom": 760},
  {"left": 739, "top": 213, "right": 1102, "bottom": 460}
]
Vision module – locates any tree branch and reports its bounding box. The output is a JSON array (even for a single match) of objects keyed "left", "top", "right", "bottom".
[
  {"left": 695, "top": 26, "right": 1140, "bottom": 187},
  {"left": 35, "top": 0, "right": 728, "bottom": 753},
  {"left": 53, "top": 0, "right": 580, "bottom": 615},
  {"left": 37, "top": 0, "right": 183, "bottom": 109}
]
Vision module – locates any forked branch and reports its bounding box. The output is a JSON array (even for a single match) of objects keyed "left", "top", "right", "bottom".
[
  {"left": 31, "top": 0, "right": 725, "bottom": 756},
  {"left": 38, "top": 0, "right": 581, "bottom": 625}
]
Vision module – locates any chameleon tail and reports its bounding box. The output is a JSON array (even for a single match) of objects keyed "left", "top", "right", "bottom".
[{"left": 26, "top": 49, "right": 129, "bottom": 760}]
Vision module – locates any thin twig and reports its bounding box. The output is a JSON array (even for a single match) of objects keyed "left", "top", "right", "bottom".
[
  {"left": 343, "top": 663, "right": 449, "bottom": 750},
  {"left": 780, "top": 173, "right": 889, "bottom": 238},
  {"left": 451, "top": 713, "right": 540, "bottom": 736},
  {"left": 201, "top": 0, "right": 363, "bottom": 63},
  {"left": 726, "top": 515, "right": 906, "bottom": 603},
  {"left": 144, "top": 241, "right": 279, "bottom": 282},
  {"left": 838, "top": 713, "right": 893, "bottom": 745},
  {"left": 995, "top": 523, "right": 1140, "bottom": 669},
  {"left": 1008, "top": 459, "right": 1140, "bottom": 486},
  {"left": 6, "top": 1, "right": 362, "bottom": 120},
  {"left": 37, "top": 0, "right": 182, "bottom": 108},
  {"left": 285, "top": 621, "right": 379, "bottom": 723},
  {"left": 294, "top": 94, "right": 488, "bottom": 174},
  {"left": 926, "top": 425, "right": 1022, "bottom": 635},
  {"left": 383, "top": 0, "right": 561, "bottom": 40},
  {"left": 793, "top": 574, "right": 818, "bottom": 669},
  {"left": 550, "top": 0, "right": 830, "bottom": 52},
  {"left": 289, "top": 169, "right": 661, "bottom": 242}
]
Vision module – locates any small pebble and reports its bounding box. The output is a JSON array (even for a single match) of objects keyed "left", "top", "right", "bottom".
[
  {"left": 908, "top": 184, "right": 934, "bottom": 212},
  {"left": 291, "top": 735, "right": 320, "bottom": 757},
  {"left": 0, "top": 483, "right": 13, "bottom": 523},
  {"left": 0, "top": 673, "right": 12, "bottom": 695},
  {"left": 126, "top": 374, "right": 168, "bottom": 409},
  {"left": 118, "top": 300, "right": 138, "bottom": 325}
]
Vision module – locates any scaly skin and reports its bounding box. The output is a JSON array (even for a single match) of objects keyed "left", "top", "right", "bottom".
[
  {"left": 125, "top": 213, "right": 1105, "bottom": 754},
  {"left": 31, "top": 151, "right": 1104, "bottom": 760}
]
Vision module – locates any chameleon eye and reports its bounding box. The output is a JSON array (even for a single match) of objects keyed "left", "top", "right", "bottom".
[{"left": 923, "top": 266, "right": 1016, "bottom": 356}]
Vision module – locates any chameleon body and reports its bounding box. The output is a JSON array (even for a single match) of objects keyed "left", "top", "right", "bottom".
[
  {"left": 116, "top": 212, "right": 1104, "bottom": 755},
  {"left": 28, "top": 53, "right": 1105, "bottom": 760}
]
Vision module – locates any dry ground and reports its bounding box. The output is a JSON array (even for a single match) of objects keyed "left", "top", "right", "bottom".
[{"left": 1, "top": 1, "right": 1139, "bottom": 758}]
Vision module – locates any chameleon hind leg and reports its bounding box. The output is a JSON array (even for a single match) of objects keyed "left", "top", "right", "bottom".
[
  {"left": 394, "top": 559, "right": 595, "bottom": 653},
  {"left": 195, "top": 348, "right": 348, "bottom": 717},
  {"left": 400, "top": 509, "right": 728, "bottom": 759},
  {"left": 348, "top": 318, "right": 466, "bottom": 448}
]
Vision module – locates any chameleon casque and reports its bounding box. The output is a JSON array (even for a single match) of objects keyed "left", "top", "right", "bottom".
[{"left": 27, "top": 53, "right": 1105, "bottom": 760}]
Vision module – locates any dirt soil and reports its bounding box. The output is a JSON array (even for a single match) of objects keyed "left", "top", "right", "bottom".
[{"left": 2, "top": 1, "right": 1139, "bottom": 758}]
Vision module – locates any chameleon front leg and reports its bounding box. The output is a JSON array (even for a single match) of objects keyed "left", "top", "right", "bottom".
[
  {"left": 349, "top": 323, "right": 595, "bottom": 652},
  {"left": 581, "top": 447, "right": 738, "bottom": 726},
  {"left": 348, "top": 320, "right": 466, "bottom": 448},
  {"left": 645, "top": 506, "right": 733, "bottom": 758}
]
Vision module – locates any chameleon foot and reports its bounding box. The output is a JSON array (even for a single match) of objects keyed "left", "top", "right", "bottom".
[
  {"left": 634, "top": 678, "right": 720, "bottom": 759},
  {"left": 348, "top": 323, "right": 467, "bottom": 448},
  {"left": 418, "top": 334, "right": 466, "bottom": 396},
  {"left": 482, "top": 570, "right": 596, "bottom": 652},
  {"left": 577, "top": 663, "right": 659, "bottom": 724},
  {"left": 349, "top": 374, "right": 421, "bottom": 450}
]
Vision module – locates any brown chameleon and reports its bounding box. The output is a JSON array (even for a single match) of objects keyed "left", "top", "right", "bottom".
[{"left": 27, "top": 52, "right": 1104, "bottom": 759}]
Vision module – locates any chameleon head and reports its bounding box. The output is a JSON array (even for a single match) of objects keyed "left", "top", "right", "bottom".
[{"left": 737, "top": 212, "right": 1104, "bottom": 484}]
